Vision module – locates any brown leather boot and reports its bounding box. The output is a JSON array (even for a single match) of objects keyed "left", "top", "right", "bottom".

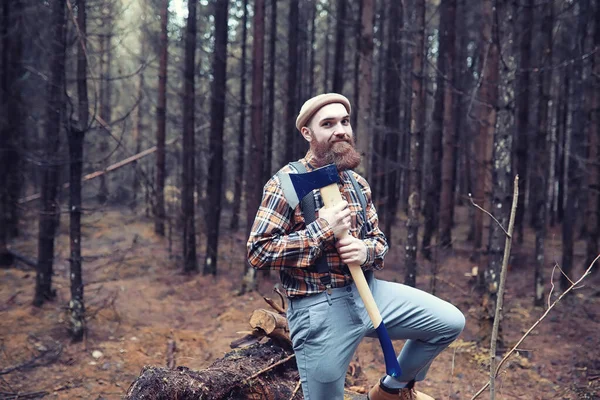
[{"left": 367, "top": 378, "right": 435, "bottom": 400}]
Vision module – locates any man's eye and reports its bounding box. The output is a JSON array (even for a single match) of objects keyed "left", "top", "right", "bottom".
[
  {"left": 342, "top": 119, "right": 349, "bottom": 125},
  {"left": 322, "top": 122, "right": 331, "bottom": 127}
]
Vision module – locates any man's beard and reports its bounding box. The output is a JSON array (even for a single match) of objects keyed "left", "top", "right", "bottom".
[{"left": 310, "top": 134, "right": 362, "bottom": 171}]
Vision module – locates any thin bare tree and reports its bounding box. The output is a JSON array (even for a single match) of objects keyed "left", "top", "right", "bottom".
[
  {"left": 241, "top": 0, "right": 266, "bottom": 293},
  {"left": 34, "top": 0, "right": 66, "bottom": 307},
  {"left": 182, "top": 0, "right": 198, "bottom": 273},
  {"left": 405, "top": 0, "right": 426, "bottom": 287},
  {"left": 154, "top": 0, "right": 169, "bottom": 236},
  {"left": 204, "top": 0, "right": 229, "bottom": 276}
]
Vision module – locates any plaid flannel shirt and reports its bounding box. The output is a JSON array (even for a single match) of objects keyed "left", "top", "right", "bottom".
[{"left": 247, "top": 153, "right": 389, "bottom": 298}]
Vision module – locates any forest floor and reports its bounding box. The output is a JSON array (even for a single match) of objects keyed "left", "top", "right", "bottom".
[{"left": 1, "top": 205, "right": 599, "bottom": 400}]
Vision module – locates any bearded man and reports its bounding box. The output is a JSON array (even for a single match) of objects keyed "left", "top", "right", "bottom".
[{"left": 247, "top": 93, "right": 464, "bottom": 400}]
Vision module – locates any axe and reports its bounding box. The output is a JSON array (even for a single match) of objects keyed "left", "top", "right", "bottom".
[{"left": 280, "top": 164, "right": 401, "bottom": 378}]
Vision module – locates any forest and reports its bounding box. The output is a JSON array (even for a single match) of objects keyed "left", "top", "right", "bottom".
[{"left": 0, "top": 0, "right": 599, "bottom": 398}]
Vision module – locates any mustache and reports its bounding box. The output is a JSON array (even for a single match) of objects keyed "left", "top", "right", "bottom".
[{"left": 329, "top": 136, "right": 352, "bottom": 144}]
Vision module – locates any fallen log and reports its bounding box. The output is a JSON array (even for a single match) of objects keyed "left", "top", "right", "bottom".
[
  {"left": 124, "top": 294, "right": 369, "bottom": 399},
  {"left": 125, "top": 342, "right": 300, "bottom": 400}
]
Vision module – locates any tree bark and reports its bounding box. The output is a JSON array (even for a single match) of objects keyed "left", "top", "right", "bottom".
[
  {"left": 405, "top": 0, "right": 425, "bottom": 287},
  {"left": 561, "top": 0, "right": 590, "bottom": 291},
  {"left": 204, "top": 0, "right": 229, "bottom": 276},
  {"left": 263, "top": 0, "right": 275, "bottom": 182},
  {"left": 484, "top": 0, "right": 514, "bottom": 342},
  {"left": 332, "top": 0, "right": 347, "bottom": 93},
  {"left": 532, "top": 3, "right": 553, "bottom": 305},
  {"left": 182, "top": 0, "right": 198, "bottom": 273},
  {"left": 241, "top": 0, "right": 266, "bottom": 293},
  {"left": 438, "top": 0, "right": 457, "bottom": 249},
  {"left": 67, "top": 0, "right": 89, "bottom": 342},
  {"left": 97, "top": 5, "right": 114, "bottom": 204},
  {"left": 284, "top": 0, "right": 298, "bottom": 163},
  {"left": 154, "top": 0, "right": 169, "bottom": 236},
  {"left": 68, "top": 127, "right": 85, "bottom": 341},
  {"left": 422, "top": 0, "right": 446, "bottom": 259},
  {"left": 0, "top": 0, "right": 23, "bottom": 244},
  {"left": 308, "top": 0, "right": 317, "bottom": 96},
  {"left": 356, "top": 0, "right": 374, "bottom": 179},
  {"left": 513, "top": 0, "right": 534, "bottom": 244},
  {"left": 132, "top": 1, "right": 146, "bottom": 211},
  {"left": 231, "top": 0, "right": 249, "bottom": 232},
  {"left": 585, "top": 0, "right": 600, "bottom": 273},
  {"left": 474, "top": 0, "right": 498, "bottom": 253},
  {"left": 34, "top": 0, "right": 66, "bottom": 307},
  {"left": 381, "top": 0, "right": 402, "bottom": 239},
  {"left": 371, "top": 0, "right": 386, "bottom": 189}
]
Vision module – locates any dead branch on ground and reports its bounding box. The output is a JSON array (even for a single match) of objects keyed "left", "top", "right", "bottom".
[{"left": 0, "top": 342, "right": 62, "bottom": 376}]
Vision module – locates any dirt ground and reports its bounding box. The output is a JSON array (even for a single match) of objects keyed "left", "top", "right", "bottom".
[{"left": 1, "top": 205, "right": 599, "bottom": 399}]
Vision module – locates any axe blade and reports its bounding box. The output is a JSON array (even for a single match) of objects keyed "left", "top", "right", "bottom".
[{"left": 280, "top": 164, "right": 339, "bottom": 209}]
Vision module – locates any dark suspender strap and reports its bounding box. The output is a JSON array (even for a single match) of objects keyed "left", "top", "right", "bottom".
[
  {"left": 345, "top": 170, "right": 368, "bottom": 240},
  {"left": 345, "top": 170, "right": 375, "bottom": 282}
]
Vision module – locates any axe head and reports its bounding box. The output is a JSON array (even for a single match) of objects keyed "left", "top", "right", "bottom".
[{"left": 279, "top": 164, "right": 339, "bottom": 209}]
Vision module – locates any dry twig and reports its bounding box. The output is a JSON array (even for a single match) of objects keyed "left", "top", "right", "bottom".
[
  {"left": 289, "top": 379, "right": 302, "bottom": 400},
  {"left": 471, "top": 252, "right": 600, "bottom": 399},
  {"left": 488, "top": 176, "right": 519, "bottom": 400},
  {"left": 263, "top": 297, "right": 286, "bottom": 314},
  {"left": 243, "top": 354, "right": 295, "bottom": 383}
]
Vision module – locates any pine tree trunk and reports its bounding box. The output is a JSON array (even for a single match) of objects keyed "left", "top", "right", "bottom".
[
  {"left": 484, "top": 0, "right": 514, "bottom": 343},
  {"left": 241, "top": 0, "right": 266, "bottom": 293},
  {"left": 381, "top": 0, "right": 402, "bottom": 240},
  {"left": 474, "top": 0, "right": 498, "bottom": 253},
  {"left": 332, "top": 0, "right": 347, "bottom": 93},
  {"left": 532, "top": 3, "right": 553, "bottom": 306},
  {"left": 308, "top": 0, "right": 317, "bottom": 96},
  {"left": 0, "top": 1, "right": 8, "bottom": 264},
  {"left": 356, "top": 0, "right": 374, "bottom": 179},
  {"left": 155, "top": 0, "right": 169, "bottom": 236},
  {"left": 34, "top": 0, "right": 66, "bottom": 307},
  {"left": 132, "top": 70, "right": 144, "bottom": 209},
  {"left": 68, "top": 128, "right": 85, "bottom": 340},
  {"left": 1, "top": 0, "right": 23, "bottom": 242},
  {"left": 67, "top": 0, "right": 89, "bottom": 342},
  {"left": 263, "top": 0, "right": 275, "bottom": 181},
  {"left": 323, "top": 6, "right": 331, "bottom": 93},
  {"left": 562, "top": 0, "right": 590, "bottom": 290},
  {"left": 439, "top": 0, "right": 457, "bottom": 249},
  {"left": 284, "top": 0, "right": 298, "bottom": 163},
  {"left": 204, "top": 0, "right": 229, "bottom": 276},
  {"left": 97, "top": 10, "right": 113, "bottom": 205},
  {"left": 231, "top": 0, "right": 249, "bottom": 232},
  {"left": 513, "top": 0, "right": 534, "bottom": 244},
  {"left": 585, "top": 0, "right": 600, "bottom": 273},
  {"left": 405, "top": 0, "right": 425, "bottom": 287},
  {"left": 182, "top": 0, "right": 198, "bottom": 273},
  {"left": 371, "top": 0, "right": 387, "bottom": 192},
  {"left": 422, "top": 0, "right": 446, "bottom": 259}
]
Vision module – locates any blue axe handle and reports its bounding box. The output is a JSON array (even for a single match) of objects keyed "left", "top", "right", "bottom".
[{"left": 320, "top": 182, "right": 401, "bottom": 378}]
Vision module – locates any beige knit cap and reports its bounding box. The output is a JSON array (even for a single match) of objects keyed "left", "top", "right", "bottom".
[{"left": 295, "top": 93, "right": 351, "bottom": 131}]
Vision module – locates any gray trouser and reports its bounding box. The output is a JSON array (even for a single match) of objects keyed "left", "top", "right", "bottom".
[{"left": 286, "top": 278, "right": 465, "bottom": 400}]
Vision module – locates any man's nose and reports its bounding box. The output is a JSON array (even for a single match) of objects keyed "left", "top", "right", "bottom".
[{"left": 333, "top": 123, "right": 350, "bottom": 135}]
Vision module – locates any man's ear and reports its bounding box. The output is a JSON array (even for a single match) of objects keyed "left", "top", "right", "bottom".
[{"left": 300, "top": 127, "right": 313, "bottom": 142}]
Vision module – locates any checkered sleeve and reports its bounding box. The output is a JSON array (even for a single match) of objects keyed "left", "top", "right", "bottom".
[
  {"left": 247, "top": 177, "right": 335, "bottom": 270},
  {"left": 354, "top": 174, "right": 388, "bottom": 271}
]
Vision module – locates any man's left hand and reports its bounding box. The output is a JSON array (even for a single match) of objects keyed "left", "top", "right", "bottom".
[{"left": 335, "top": 236, "right": 367, "bottom": 266}]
